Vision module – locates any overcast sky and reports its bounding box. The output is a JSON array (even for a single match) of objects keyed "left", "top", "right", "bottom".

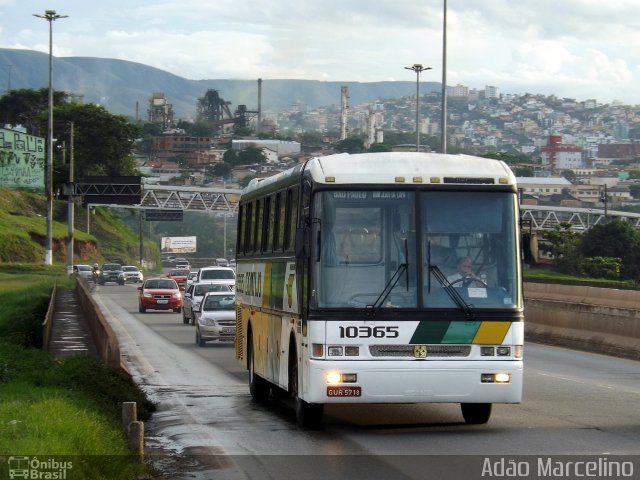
[{"left": 2, "top": 0, "right": 639, "bottom": 105}]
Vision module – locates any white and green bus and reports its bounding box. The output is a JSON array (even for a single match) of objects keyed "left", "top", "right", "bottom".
[{"left": 235, "top": 152, "right": 523, "bottom": 427}]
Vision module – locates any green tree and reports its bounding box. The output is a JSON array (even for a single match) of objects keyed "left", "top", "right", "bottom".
[
  {"left": 629, "top": 184, "right": 640, "bottom": 199},
  {"left": 176, "top": 120, "right": 213, "bottom": 137},
  {"left": 53, "top": 103, "right": 141, "bottom": 185},
  {"left": 542, "top": 222, "right": 582, "bottom": 274},
  {"left": 580, "top": 221, "right": 640, "bottom": 280},
  {"left": 0, "top": 88, "right": 69, "bottom": 136},
  {"left": 234, "top": 126, "right": 253, "bottom": 137},
  {"left": 238, "top": 147, "right": 266, "bottom": 165},
  {"left": 223, "top": 149, "right": 239, "bottom": 166},
  {"left": 211, "top": 163, "right": 232, "bottom": 179},
  {"left": 141, "top": 122, "right": 163, "bottom": 136},
  {"left": 513, "top": 166, "right": 534, "bottom": 177},
  {"left": 335, "top": 137, "right": 364, "bottom": 153},
  {"left": 369, "top": 143, "right": 392, "bottom": 152},
  {"left": 299, "top": 131, "right": 323, "bottom": 147}
]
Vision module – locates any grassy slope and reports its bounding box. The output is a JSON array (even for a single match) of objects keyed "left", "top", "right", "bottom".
[
  {"left": 0, "top": 187, "right": 160, "bottom": 267},
  {"left": 0, "top": 268, "right": 157, "bottom": 478}
]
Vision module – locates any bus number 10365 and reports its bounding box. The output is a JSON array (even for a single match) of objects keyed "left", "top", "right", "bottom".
[{"left": 339, "top": 326, "right": 399, "bottom": 338}]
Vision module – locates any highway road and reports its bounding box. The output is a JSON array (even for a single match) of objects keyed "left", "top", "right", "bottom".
[{"left": 93, "top": 283, "right": 640, "bottom": 480}]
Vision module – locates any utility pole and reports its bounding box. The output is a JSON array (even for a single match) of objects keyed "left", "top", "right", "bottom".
[{"left": 601, "top": 184, "right": 608, "bottom": 219}]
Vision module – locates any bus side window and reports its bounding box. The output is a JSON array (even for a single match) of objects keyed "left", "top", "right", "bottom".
[
  {"left": 262, "top": 196, "right": 271, "bottom": 252},
  {"left": 254, "top": 199, "right": 263, "bottom": 254},
  {"left": 273, "top": 192, "right": 282, "bottom": 251},
  {"left": 238, "top": 204, "right": 246, "bottom": 254},
  {"left": 245, "top": 202, "right": 254, "bottom": 254},
  {"left": 285, "top": 187, "right": 299, "bottom": 252}
]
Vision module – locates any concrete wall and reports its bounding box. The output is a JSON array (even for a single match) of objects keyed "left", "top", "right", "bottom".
[
  {"left": 76, "top": 279, "right": 121, "bottom": 368},
  {"left": 524, "top": 282, "right": 640, "bottom": 360}
]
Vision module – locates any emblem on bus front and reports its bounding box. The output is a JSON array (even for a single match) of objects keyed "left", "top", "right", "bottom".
[{"left": 414, "top": 345, "right": 427, "bottom": 358}]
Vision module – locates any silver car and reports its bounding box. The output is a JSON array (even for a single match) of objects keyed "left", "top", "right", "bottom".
[
  {"left": 194, "top": 291, "right": 236, "bottom": 347},
  {"left": 182, "top": 282, "right": 231, "bottom": 325},
  {"left": 73, "top": 264, "right": 93, "bottom": 280},
  {"left": 122, "top": 265, "right": 144, "bottom": 283}
]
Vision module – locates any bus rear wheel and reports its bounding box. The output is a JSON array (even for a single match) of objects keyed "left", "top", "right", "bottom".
[
  {"left": 461, "top": 403, "right": 492, "bottom": 424},
  {"left": 248, "top": 333, "right": 270, "bottom": 402},
  {"left": 289, "top": 346, "right": 324, "bottom": 428}
]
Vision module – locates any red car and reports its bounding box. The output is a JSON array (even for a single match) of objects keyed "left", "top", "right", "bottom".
[
  {"left": 167, "top": 268, "right": 190, "bottom": 288},
  {"left": 138, "top": 278, "right": 184, "bottom": 313}
]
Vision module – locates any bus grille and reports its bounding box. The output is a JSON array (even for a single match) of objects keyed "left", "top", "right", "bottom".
[{"left": 369, "top": 345, "right": 471, "bottom": 358}]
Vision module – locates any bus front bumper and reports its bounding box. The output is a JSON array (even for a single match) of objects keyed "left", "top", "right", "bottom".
[{"left": 304, "top": 359, "right": 523, "bottom": 404}]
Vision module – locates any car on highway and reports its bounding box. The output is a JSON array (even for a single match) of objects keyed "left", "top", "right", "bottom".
[
  {"left": 99, "top": 263, "right": 125, "bottom": 285},
  {"left": 194, "top": 291, "right": 236, "bottom": 346},
  {"left": 73, "top": 264, "right": 93, "bottom": 280},
  {"left": 186, "top": 271, "right": 199, "bottom": 288},
  {"left": 195, "top": 266, "right": 236, "bottom": 291},
  {"left": 175, "top": 260, "right": 191, "bottom": 270},
  {"left": 137, "top": 278, "right": 184, "bottom": 313},
  {"left": 182, "top": 282, "right": 231, "bottom": 325},
  {"left": 167, "top": 268, "right": 190, "bottom": 288},
  {"left": 122, "top": 265, "right": 144, "bottom": 283}
]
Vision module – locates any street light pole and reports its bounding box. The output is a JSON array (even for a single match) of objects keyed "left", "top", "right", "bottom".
[
  {"left": 404, "top": 64, "right": 432, "bottom": 152},
  {"left": 441, "top": 0, "right": 448, "bottom": 154},
  {"left": 33, "top": 10, "right": 68, "bottom": 265},
  {"left": 66, "top": 122, "right": 74, "bottom": 275}
]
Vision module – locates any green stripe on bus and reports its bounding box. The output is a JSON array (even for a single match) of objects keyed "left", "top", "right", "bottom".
[
  {"left": 409, "top": 321, "right": 450, "bottom": 344},
  {"left": 270, "top": 261, "right": 287, "bottom": 309},
  {"left": 410, "top": 320, "right": 483, "bottom": 344},
  {"left": 441, "top": 321, "right": 481, "bottom": 344}
]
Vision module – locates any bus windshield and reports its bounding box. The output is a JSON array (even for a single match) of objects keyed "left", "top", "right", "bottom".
[{"left": 312, "top": 190, "right": 519, "bottom": 311}]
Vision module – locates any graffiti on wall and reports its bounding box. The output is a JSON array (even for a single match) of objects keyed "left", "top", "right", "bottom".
[{"left": 0, "top": 128, "right": 45, "bottom": 192}]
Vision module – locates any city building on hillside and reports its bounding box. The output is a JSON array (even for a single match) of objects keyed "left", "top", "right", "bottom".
[
  {"left": 188, "top": 149, "right": 225, "bottom": 167},
  {"left": 517, "top": 177, "right": 572, "bottom": 199},
  {"left": 597, "top": 143, "right": 640, "bottom": 161},
  {"left": 540, "top": 135, "right": 584, "bottom": 174},
  {"left": 139, "top": 160, "right": 181, "bottom": 182},
  {"left": 232, "top": 139, "right": 301, "bottom": 157}
]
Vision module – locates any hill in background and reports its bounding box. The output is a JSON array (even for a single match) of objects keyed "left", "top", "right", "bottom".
[{"left": 0, "top": 48, "right": 440, "bottom": 119}]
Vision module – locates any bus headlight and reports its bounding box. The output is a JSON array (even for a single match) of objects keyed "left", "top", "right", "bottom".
[
  {"left": 325, "top": 372, "right": 358, "bottom": 384},
  {"left": 481, "top": 373, "right": 511, "bottom": 383}
]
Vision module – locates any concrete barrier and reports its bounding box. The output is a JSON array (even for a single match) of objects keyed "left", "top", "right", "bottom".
[
  {"left": 75, "top": 279, "right": 121, "bottom": 368},
  {"left": 524, "top": 282, "right": 640, "bottom": 360}
]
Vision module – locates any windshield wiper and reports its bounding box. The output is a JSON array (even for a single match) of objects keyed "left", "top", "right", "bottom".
[
  {"left": 428, "top": 264, "right": 475, "bottom": 318},
  {"left": 367, "top": 262, "right": 407, "bottom": 317},
  {"left": 368, "top": 237, "right": 409, "bottom": 317}
]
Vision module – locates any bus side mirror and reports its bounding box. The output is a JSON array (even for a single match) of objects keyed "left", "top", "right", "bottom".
[{"left": 295, "top": 227, "right": 310, "bottom": 259}]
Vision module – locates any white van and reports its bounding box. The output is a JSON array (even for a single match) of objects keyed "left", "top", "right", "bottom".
[{"left": 196, "top": 266, "right": 236, "bottom": 291}]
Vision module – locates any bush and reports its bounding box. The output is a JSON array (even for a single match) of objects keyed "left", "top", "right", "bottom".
[{"left": 579, "top": 256, "right": 621, "bottom": 280}]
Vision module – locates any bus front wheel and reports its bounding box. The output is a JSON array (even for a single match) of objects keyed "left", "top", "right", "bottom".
[
  {"left": 289, "top": 345, "right": 324, "bottom": 428},
  {"left": 248, "top": 333, "right": 269, "bottom": 402},
  {"left": 461, "top": 403, "right": 492, "bottom": 424}
]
